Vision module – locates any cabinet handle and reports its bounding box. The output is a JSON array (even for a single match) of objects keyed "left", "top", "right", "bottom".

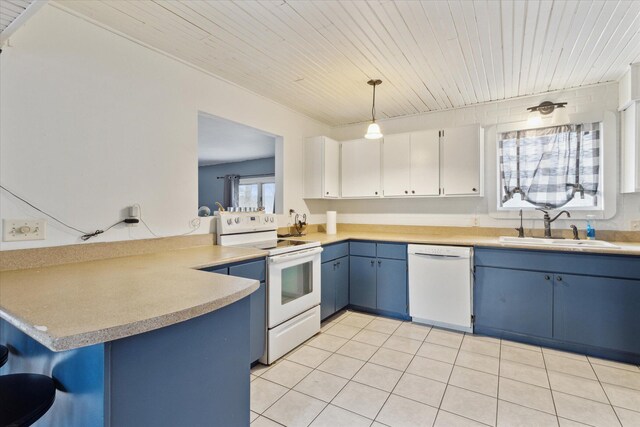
[
  {"left": 336, "top": 261, "right": 341, "bottom": 267},
  {"left": 377, "top": 260, "right": 382, "bottom": 266},
  {"left": 370, "top": 260, "right": 375, "bottom": 266},
  {"left": 544, "top": 275, "right": 550, "bottom": 281},
  {"left": 556, "top": 276, "right": 563, "bottom": 282}
]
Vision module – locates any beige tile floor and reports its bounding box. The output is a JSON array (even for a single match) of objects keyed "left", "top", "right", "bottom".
[{"left": 250, "top": 310, "right": 640, "bottom": 427}]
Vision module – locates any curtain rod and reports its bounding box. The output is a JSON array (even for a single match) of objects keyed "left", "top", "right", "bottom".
[{"left": 216, "top": 173, "right": 275, "bottom": 180}]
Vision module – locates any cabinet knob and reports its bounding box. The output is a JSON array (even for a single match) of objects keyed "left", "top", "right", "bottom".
[
  {"left": 556, "top": 276, "right": 563, "bottom": 282},
  {"left": 370, "top": 260, "right": 375, "bottom": 266},
  {"left": 544, "top": 275, "right": 550, "bottom": 281},
  {"left": 377, "top": 260, "right": 382, "bottom": 266},
  {"left": 326, "top": 191, "right": 329, "bottom": 195},
  {"left": 405, "top": 190, "right": 408, "bottom": 194},
  {"left": 472, "top": 188, "right": 477, "bottom": 192},
  {"left": 375, "top": 191, "right": 378, "bottom": 195},
  {"left": 336, "top": 261, "right": 341, "bottom": 266},
  {"left": 412, "top": 190, "right": 415, "bottom": 194}
]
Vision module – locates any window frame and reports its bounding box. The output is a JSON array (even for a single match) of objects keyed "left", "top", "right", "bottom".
[
  {"left": 239, "top": 175, "right": 276, "bottom": 213},
  {"left": 487, "top": 110, "right": 617, "bottom": 222},
  {"left": 496, "top": 123, "right": 603, "bottom": 211}
]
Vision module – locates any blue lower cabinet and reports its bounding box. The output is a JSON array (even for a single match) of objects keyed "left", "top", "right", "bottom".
[
  {"left": 350, "top": 256, "right": 377, "bottom": 310},
  {"left": 320, "top": 256, "right": 350, "bottom": 320},
  {"left": 554, "top": 274, "right": 640, "bottom": 355},
  {"left": 376, "top": 258, "right": 407, "bottom": 314},
  {"left": 203, "top": 258, "right": 266, "bottom": 363},
  {"left": 249, "top": 282, "right": 266, "bottom": 362},
  {"left": 475, "top": 267, "right": 553, "bottom": 338},
  {"left": 334, "top": 256, "right": 349, "bottom": 312},
  {"left": 321, "top": 261, "right": 336, "bottom": 319}
]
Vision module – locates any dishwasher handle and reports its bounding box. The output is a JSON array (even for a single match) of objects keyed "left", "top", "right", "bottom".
[{"left": 410, "top": 253, "right": 468, "bottom": 259}]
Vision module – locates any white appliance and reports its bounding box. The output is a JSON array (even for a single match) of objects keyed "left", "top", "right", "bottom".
[
  {"left": 408, "top": 244, "right": 473, "bottom": 333},
  {"left": 216, "top": 211, "right": 322, "bottom": 364}
]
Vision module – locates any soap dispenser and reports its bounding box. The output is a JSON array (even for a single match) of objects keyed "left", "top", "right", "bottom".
[{"left": 586, "top": 215, "right": 596, "bottom": 240}]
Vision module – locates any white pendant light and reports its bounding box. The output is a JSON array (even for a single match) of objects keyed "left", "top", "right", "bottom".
[{"left": 365, "top": 79, "right": 383, "bottom": 139}]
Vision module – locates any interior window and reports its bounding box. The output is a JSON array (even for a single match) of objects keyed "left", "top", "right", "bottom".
[
  {"left": 498, "top": 122, "right": 601, "bottom": 210},
  {"left": 239, "top": 176, "right": 276, "bottom": 213}
]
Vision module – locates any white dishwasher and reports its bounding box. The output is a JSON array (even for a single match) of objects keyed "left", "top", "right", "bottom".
[{"left": 408, "top": 244, "right": 473, "bottom": 333}]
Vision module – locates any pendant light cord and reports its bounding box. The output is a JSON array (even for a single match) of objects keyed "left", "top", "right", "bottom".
[{"left": 371, "top": 83, "right": 376, "bottom": 122}]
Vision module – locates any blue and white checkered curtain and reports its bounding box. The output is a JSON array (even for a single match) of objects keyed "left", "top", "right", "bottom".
[{"left": 499, "top": 123, "right": 600, "bottom": 208}]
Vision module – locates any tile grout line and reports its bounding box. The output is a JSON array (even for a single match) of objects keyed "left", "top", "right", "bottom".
[{"left": 588, "top": 356, "right": 625, "bottom": 427}]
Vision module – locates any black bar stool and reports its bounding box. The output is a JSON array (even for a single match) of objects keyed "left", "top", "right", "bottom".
[{"left": 0, "top": 345, "right": 57, "bottom": 427}]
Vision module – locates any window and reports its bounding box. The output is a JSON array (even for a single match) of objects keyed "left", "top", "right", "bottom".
[
  {"left": 239, "top": 176, "right": 276, "bottom": 213},
  {"left": 498, "top": 123, "right": 601, "bottom": 210}
]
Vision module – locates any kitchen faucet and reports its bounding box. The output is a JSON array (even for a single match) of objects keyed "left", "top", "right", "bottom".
[{"left": 536, "top": 208, "right": 571, "bottom": 238}]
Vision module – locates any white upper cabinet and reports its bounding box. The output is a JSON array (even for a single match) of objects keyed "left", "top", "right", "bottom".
[
  {"left": 382, "top": 133, "right": 411, "bottom": 196},
  {"left": 303, "top": 136, "right": 340, "bottom": 198},
  {"left": 441, "top": 125, "right": 483, "bottom": 196},
  {"left": 410, "top": 130, "right": 440, "bottom": 196},
  {"left": 341, "top": 138, "right": 382, "bottom": 198},
  {"left": 382, "top": 131, "right": 440, "bottom": 196},
  {"left": 622, "top": 101, "right": 640, "bottom": 193}
]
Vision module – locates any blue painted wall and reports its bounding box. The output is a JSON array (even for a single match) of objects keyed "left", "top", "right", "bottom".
[{"left": 198, "top": 157, "right": 275, "bottom": 210}]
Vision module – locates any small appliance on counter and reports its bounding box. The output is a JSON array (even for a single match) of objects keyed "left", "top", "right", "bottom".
[{"left": 215, "top": 211, "right": 322, "bottom": 364}]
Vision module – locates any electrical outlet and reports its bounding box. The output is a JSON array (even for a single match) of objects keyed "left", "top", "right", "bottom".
[
  {"left": 631, "top": 220, "right": 640, "bottom": 231},
  {"left": 3, "top": 219, "right": 46, "bottom": 242}
]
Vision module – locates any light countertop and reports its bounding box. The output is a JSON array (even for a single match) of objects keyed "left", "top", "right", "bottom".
[
  {"left": 0, "top": 245, "right": 267, "bottom": 352},
  {"left": 297, "top": 231, "right": 640, "bottom": 256}
]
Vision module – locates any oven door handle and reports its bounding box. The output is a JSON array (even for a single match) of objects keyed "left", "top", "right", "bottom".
[{"left": 269, "top": 247, "right": 323, "bottom": 264}]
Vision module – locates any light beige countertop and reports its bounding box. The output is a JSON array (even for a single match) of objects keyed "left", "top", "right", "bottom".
[
  {"left": 296, "top": 231, "right": 640, "bottom": 256},
  {"left": 0, "top": 245, "right": 267, "bottom": 352}
]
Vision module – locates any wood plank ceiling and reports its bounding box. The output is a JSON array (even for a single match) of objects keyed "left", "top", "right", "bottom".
[
  {"left": 54, "top": 0, "right": 640, "bottom": 126},
  {"left": 0, "top": 0, "right": 34, "bottom": 32}
]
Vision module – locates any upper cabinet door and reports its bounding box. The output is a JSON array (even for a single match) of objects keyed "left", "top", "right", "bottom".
[
  {"left": 410, "top": 130, "right": 440, "bottom": 196},
  {"left": 341, "top": 138, "right": 382, "bottom": 197},
  {"left": 323, "top": 137, "right": 340, "bottom": 198},
  {"left": 382, "top": 133, "right": 411, "bottom": 196},
  {"left": 303, "top": 136, "right": 340, "bottom": 198},
  {"left": 441, "top": 125, "right": 483, "bottom": 196}
]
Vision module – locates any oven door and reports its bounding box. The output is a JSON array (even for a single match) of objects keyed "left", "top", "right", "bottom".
[{"left": 267, "top": 247, "right": 322, "bottom": 329}]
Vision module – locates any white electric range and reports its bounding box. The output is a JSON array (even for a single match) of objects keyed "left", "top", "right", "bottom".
[{"left": 216, "top": 211, "right": 322, "bottom": 364}]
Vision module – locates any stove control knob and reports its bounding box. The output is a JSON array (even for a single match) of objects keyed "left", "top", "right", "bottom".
[
  {"left": 234, "top": 217, "right": 241, "bottom": 224},
  {"left": 226, "top": 219, "right": 232, "bottom": 225}
]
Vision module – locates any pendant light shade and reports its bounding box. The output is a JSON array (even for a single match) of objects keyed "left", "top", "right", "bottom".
[{"left": 364, "top": 79, "right": 383, "bottom": 139}]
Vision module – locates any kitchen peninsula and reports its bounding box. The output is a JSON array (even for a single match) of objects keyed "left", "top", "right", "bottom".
[{"left": 0, "top": 244, "right": 267, "bottom": 427}]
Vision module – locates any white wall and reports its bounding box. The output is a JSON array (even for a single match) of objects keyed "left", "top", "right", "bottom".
[
  {"left": 0, "top": 5, "right": 330, "bottom": 250},
  {"left": 326, "top": 83, "right": 640, "bottom": 231}
]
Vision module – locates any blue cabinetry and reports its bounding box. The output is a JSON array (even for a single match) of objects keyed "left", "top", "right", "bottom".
[
  {"left": 321, "top": 242, "right": 349, "bottom": 320},
  {"left": 202, "top": 258, "right": 266, "bottom": 364},
  {"left": 475, "top": 247, "right": 640, "bottom": 364},
  {"left": 349, "top": 241, "right": 408, "bottom": 318}
]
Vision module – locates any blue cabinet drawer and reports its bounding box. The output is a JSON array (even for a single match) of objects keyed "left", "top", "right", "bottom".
[
  {"left": 376, "top": 243, "right": 407, "bottom": 260},
  {"left": 475, "top": 248, "right": 640, "bottom": 280},
  {"left": 322, "top": 242, "right": 349, "bottom": 263},
  {"left": 350, "top": 241, "right": 376, "bottom": 257},
  {"left": 229, "top": 259, "right": 266, "bottom": 282}
]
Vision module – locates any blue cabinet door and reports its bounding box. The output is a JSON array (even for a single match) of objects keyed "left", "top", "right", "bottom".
[
  {"left": 475, "top": 267, "right": 553, "bottom": 338},
  {"left": 321, "top": 261, "right": 336, "bottom": 320},
  {"left": 335, "top": 256, "right": 349, "bottom": 312},
  {"left": 554, "top": 274, "right": 640, "bottom": 354},
  {"left": 376, "top": 259, "right": 407, "bottom": 314},
  {"left": 350, "top": 256, "right": 377, "bottom": 309},
  {"left": 249, "top": 282, "right": 266, "bottom": 363}
]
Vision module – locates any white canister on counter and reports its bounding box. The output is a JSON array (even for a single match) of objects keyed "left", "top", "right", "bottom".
[{"left": 326, "top": 211, "right": 337, "bottom": 235}]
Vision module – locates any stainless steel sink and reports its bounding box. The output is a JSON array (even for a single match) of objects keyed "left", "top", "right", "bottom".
[{"left": 498, "top": 236, "right": 619, "bottom": 249}]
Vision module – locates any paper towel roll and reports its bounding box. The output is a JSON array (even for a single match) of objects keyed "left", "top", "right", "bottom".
[{"left": 326, "top": 211, "right": 337, "bottom": 235}]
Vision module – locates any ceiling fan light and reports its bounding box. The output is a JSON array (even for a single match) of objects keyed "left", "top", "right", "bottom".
[{"left": 365, "top": 122, "right": 383, "bottom": 139}]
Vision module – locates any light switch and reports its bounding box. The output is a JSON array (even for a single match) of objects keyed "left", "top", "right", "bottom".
[{"left": 3, "top": 219, "right": 46, "bottom": 241}]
